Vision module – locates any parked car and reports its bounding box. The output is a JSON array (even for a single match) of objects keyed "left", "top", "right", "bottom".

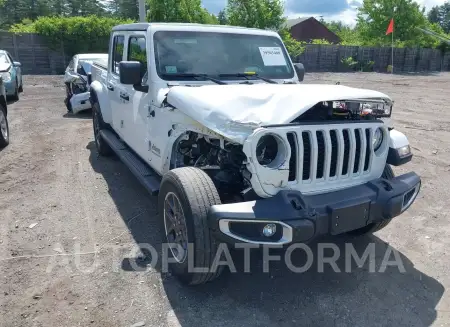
[
  {"left": 90, "top": 23, "right": 420, "bottom": 285},
  {"left": 0, "top": 75, "right": 9, "bottom": 148},
  {"left": 64, "top": 53, "right": 108, "bottom": 114},
  {"left": 0, "top": 50, "right": 23, "bottom": 101}
]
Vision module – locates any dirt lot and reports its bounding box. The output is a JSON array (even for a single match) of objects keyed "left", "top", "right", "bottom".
[{"left": 0, "top": 73, "right": 449, "bottom": 327}]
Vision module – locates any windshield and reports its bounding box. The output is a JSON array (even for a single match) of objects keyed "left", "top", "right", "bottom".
[{"left": 153, "top": 31, "right": 294, "bottom": 81}]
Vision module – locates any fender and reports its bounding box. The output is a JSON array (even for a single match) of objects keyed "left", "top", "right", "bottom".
[
  {"left": 90, "top": 80, "right": 112, "bottom": 124},
  {"left": 388, "top": 129, "right": 412, "bottom": 166}
]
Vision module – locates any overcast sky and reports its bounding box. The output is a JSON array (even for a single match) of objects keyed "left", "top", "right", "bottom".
[{"left": 202, "top": 0, "right": 448, "bottom": 25}]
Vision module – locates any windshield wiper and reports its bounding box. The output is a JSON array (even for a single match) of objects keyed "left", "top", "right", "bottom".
[
  {"left": 160, "top": 73, "right": 227, "bottom": 85},
  {"left": 218, "top": 73, "right": 278, "bottom": 84}
]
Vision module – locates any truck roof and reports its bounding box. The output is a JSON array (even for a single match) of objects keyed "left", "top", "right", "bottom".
[{"left": 112, "top": 23, "right": 280, "bottom": 37}]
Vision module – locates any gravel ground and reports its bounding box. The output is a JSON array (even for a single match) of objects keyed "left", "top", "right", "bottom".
[{"left": 0, "top": 73, "right": 449, "bottom": 327}]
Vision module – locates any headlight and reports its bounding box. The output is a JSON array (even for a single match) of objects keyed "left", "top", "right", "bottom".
[
  {"left": 373, "top": 127, "right": 384, "bottom": 151},
  {"left": 1, "top": 72, "right": 11, "bottom": 82},
  {"left": 363, "top": 102, "right": 392, "bottom": 117},
  {"left": 256, "top": 134, "right": 287, "bottom": 168}
]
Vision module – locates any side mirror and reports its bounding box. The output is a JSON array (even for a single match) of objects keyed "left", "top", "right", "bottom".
[
  {"left": 293, "top": 63, "right": 305, "bottom": 82},
  {"left": 119, "top": 61, "right": 148, "bottom": 93},
  {"left": 13, "top": 61, "right": 22, "bottom": 67},
  {"left": 119, "top": 61, "right": 143, "bottom": 85}
]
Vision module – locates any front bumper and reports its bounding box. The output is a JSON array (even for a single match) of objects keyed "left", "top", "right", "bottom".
[
  {"left": 209, "top": 172, "right": 421, "bottom": 245},
  {"left": 69, "top": 91, "right": 91, "bottom": 114}
]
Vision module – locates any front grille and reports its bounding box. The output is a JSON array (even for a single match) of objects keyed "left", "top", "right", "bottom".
[{"left": 287, "top": 125, "right": 375, "bottom": 183}]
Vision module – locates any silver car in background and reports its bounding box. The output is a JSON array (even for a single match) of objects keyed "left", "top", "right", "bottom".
[{"left": 64, "top": 53, "right": 108, "bottom": 114}]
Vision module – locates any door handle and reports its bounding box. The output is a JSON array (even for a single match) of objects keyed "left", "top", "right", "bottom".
[
  {"left": 107, "top": 84, "right": 114, "bottom": 91},
  {"left": 120, "top": 93, "right": 129, "bottom": 101}
]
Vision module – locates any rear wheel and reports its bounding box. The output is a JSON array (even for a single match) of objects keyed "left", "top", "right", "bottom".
[
  {"left": 0, "top": 105, "right": 10, "bottom": 148},
  {"left": 347, "top": 165, "right": 395, "bottom": 236},
  {"left": 158, "top": 167, "right": 224, "bottom": 285},
  {"left": 92, "top": 102, "right": 113, "bottom": 156}
]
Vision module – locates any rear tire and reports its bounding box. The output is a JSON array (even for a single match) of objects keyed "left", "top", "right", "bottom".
[
  {"left": 92, "top": 102, "right": 113, "bottom": 156},
  {"left": 346, "top": 165, "right": 395, "bottom": 236},
  {"left": 0, "top": 104, "right": 10, "bottom": 148},
  {"left": 158, "top": 167, "right": 224, "bottom": 285}
]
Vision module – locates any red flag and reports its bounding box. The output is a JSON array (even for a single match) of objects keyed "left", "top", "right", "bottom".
[{"left": 386, "top": 18, "right": 394, "bottom": 35}]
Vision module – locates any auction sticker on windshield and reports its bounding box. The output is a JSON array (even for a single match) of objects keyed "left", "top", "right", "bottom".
[{"left": 259, "top": 47, "right": 286, "bottom": 66}]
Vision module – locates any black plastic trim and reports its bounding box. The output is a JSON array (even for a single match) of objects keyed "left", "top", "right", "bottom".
[{"left": 209, "top": 172, "right": 421, "bottom": 244}]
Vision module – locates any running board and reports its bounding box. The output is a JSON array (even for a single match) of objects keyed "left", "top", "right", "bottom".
[{"left": 100, "top": 130, "right": 161, "bottom": 196}]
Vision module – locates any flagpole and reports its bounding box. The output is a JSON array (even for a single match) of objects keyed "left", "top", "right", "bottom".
[{"left": 391, "top": 26, "right": 394, "bottom": 74}]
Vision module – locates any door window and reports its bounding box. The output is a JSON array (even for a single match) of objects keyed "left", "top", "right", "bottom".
[
  {"left": 112, "top": 35, "right": 125, "bottom": 75},
  {"left": 127, "top": 36, "right": 147, "bottom": 82}
]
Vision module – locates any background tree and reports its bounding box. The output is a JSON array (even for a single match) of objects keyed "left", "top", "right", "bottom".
[
  {"left": 217, "top": 10, "right": 228, "bottom": 25},
  {"left": 226, "top": 0, "right": 284, "bottom": 30},
  {"left": 427, "top": 2, "right": 450, "bottom": 33},
  {"left": 356, "top": 0, "right": 440, "bottom": 47},
  {"left": 147, "top": 0, "right": 215, "bottom": 24}
]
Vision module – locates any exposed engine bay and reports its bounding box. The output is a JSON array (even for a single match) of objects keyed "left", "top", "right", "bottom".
[{"left": 171, "top": 131, "right": 252, "bottom": 202}]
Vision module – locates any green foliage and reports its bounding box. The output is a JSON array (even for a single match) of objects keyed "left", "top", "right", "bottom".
[
  {"left": 310, "top": 39, "right": 332, "bottom": 45},
  {"left": 341, "top": 56, "right": 358, "bottom": 69},
  {"left": 147, "top": 0, "right": 216, "bottom": 24},
  {"left": 278, "top": 29, "right": 305, "bottom": 58},
  {"left": 0, "top": 0, "right": 108, "bottom": 29},
  {"left": 10, "top": 16, "right": 133, "bottom": 56},
  {"left": 356, "top": 0, "right": 442, "bottom": 48},
  {"left": 226, "top": 0, "right": 285, "bottom": 30},
  {"left": 428, "top": 2, "right": 450, "bottom": 33},
  {"left": 218, "top": 10, "right": 228, "bottom": 25}
]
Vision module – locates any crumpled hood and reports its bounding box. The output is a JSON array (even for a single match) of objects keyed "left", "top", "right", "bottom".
[
  {"left": 167, "top": 83, "right": 391, "bottom": 143},
  {"left": 0, "top": 62, "right": 11, "bottom": 72}
]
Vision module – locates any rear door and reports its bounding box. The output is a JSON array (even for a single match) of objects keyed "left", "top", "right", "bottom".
[
  {"left": 120, "top": 33, "right": 150, "bottom": 160},
  {"left": 107, "top": 33, "right": 126, "bottom": 137}
]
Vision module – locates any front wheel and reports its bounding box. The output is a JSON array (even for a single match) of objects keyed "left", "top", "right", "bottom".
[
  {"left": 92, "top": 102, "right": 113, "bottom": 156},
  {"left": 158, "top": 167, "right": 224, "bottom": 285},
  {"left": 346, "top": 165, "right": 395, "bottom": 236},
  {"left": 0, "top": 105, "right": 10, "bottom": 148}
]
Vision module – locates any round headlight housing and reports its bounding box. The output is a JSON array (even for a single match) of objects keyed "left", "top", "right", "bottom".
[
  {"left": 256, "top": 134, "right": 287, "bottom": 168},
  {"left": 373, "top": 127, "right": 384, "bottom": 151}
]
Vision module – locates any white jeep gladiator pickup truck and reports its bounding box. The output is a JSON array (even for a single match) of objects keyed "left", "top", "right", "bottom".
[{"left": 90, "top": 23, "right": 421, "bottom": 285}]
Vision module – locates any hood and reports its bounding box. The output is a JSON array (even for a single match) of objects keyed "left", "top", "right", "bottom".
[
  {"left": 166, "top": 83, "right": 391, "bottom": 144},
  {"left": 0, "top": 62, "right": 11, "bottom": 72}
]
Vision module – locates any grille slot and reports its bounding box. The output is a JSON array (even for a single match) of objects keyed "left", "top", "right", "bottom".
[
  {"left": 287, "top": 133, "right": 297, "bottom": 181},
  {"left": 353, "top": 129, "right": 362, "bottom": 173},
  {"left": 329, "top": 130, "right": 338, "bottom": 177},
  {"left": 316, "top": 131, "right": 325, "bottom": 179},
  {"left": 301, "top": 132, "right": 311, "bottom": 180}
]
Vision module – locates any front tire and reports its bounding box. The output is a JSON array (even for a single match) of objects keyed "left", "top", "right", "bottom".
[
  {"left": 347, "top": 165, "right": 395, "bottom": 236},
  {"left": 92, "top": 102, "right": 113, "bottom": 156},
  {"left": 158, "top": 167, "right": 224, "bottom": 285},
  {"left": 0, "top": 105, "right": 10, "bottom": 148}
]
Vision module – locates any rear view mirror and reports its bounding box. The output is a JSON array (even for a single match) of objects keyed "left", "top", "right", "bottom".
[{"left": 294, "top": 63, "right": 305, "bottom": 82}]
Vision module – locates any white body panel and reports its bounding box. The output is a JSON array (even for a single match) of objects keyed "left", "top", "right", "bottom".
[
  {"left": 167, "top": 84, "right": 391, "bottom": 143},
  {"left": 90, "top": 23, "right": 409, "bottom": 198}
]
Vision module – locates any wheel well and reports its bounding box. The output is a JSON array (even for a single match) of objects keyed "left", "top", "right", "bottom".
[
  {"left": 0, "top": 96, "right": 7, "bottom": 116},
  {"left": 89, "top": 90, "right": 97, "bottom": 105}
]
